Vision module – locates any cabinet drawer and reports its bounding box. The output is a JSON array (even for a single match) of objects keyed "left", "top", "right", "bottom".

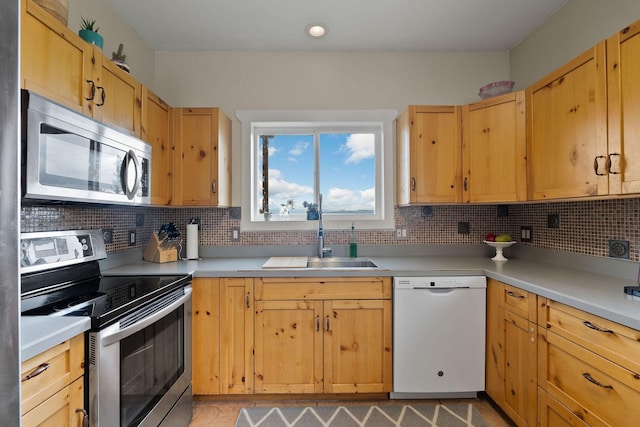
[
  {"left": 544, "top": 331, "right": 640, "bottom": 427},
  {"left": 21, "top": 334, "right": 84, "bottom": 415},
  {"left": 501, "top": 283, "right": 536, "bottom": 320},
  {"left": 255, "top": 277, "right": 391, "bottom": 300},
  {"left": 545, "top": 300, "right": 640, "bottom": 374},
  {"left": 537, "top": 387, "right": 589, "bottom": 427},
  {"left": 22, "top": 376, "right": 84, "bottom": 427}
]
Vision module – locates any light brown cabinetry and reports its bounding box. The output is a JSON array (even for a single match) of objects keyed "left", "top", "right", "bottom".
[
  {"left": 526, "top": 42, "right": 609, "bottom": 200},
  {"left": 254, "top": 277, "right": 392, "bottom": 394},
  {"left": 21, "top": 334, "right": 86, "bottom": 427},
  {"left": 141, "top": 87, "right": 174, "bottom": 205},
  {"left": 192, "top": 278, "right": 254, "bottom": 395},
  {"left": 606, "top": 20, "right": 640, "bottom": 195},
  {"left": 538, "top": 300, "right": 640, "bottom": 426},
  {"left": 396, "top": 105, "right": 462, "bottom": 204},
  {"left": 174, "top": 108, "right": 232, "bottom": 207},
  {"left": 485, "top": 279, "right": 537, "bottom": 427},
  {"left": 21, "top": 0, "right": 142, "bottom": 136},
  {"left": 462, "top": 91, "right": 527, "bottom": 203}
]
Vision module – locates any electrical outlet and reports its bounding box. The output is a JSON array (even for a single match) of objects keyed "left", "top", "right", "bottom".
[
  {"left": 230, "top": 227, "right": 240, "bottom": 242},
  {"left": 102, "top": 228, "right": 114, "bottom": 244},
  {"left": 395, "top": 228, "right": 408, "bottom": 240},
  {"left": 128, "top": 230, "right": 136, "bottom": 246},
  {"left": 457, "top": 222, "right": 470, "bottom": 234},
  {"left": 521, "top": 226, "right": 533, "bottom": 242},
  {"left": 189, "top": 217, "right": 201, "bottom": 230}
]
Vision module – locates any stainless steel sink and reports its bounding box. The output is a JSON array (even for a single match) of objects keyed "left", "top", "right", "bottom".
[{"left": 306, "top": 257, "right": 379, "bottom": 269}]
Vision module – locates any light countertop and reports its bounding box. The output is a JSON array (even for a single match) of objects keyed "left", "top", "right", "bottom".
[{"left": 21, "top": 316, "right": 91, "bottom": 362}]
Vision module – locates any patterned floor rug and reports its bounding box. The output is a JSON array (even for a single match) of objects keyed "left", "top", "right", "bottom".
[{"left": 235, "top": 403, "right": 489, "bottom": 427}]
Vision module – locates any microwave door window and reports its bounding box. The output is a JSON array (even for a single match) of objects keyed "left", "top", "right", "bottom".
[
  {"left": 95, "top": 142, "right": 128, "bottom": 195},
  {"left": 39, "top": 124, "right": 95, "bottom": 190}
]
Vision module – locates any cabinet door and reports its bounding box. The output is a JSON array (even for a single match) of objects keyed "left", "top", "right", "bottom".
[
  {"left": 537, "top": 387, "right": 589, "bottom": 427},
  {"left": 527, "top": 42, "right": 608, "bottom": 200},
  {"left": 192, "top": 278, "right": 220, "bottom": 395},
  {"left": 174, "top": 108, "right": 232, "bottom": 206},
  {"left": 141, "top": 87, "right": 174, "bottom": 205},
  {"left": 93, "top": 52, "right": 142, "bottom": 136},
  {"left": 323, "top": 299, "right": 392, "bottom": 393},
  {"left": 410, "top": 106, "right": 462, "bottom": 203},
  {"left": 219, "top": 278, "right": 254, "bottom": 394},
  {"left": 21, "top": 0, "right": 93, "bottom": 114},
  {"left": 463, "top": 91, "right": 527, "bottom": 203},
  {"left": 254, "top": 300, "right": 323, "bottom": 393},
  {"left": 607, "top": 20, "right": 640, "bottom": 195},
  {"left": 22, "top": 377, "right": 85, "bottom": 427},
  {"left": 502, "top": 310, "right": 537, "bottom": 427},
  {"left": 485, "top": 279, "right": 505, "bottom": 403}
]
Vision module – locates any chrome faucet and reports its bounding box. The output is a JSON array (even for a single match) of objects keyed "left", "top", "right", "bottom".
[{"left": 317, "top": 193, "right": 332, "bottom": 258}]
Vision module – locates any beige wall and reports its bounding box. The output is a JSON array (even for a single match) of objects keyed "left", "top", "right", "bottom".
[
  {"left": 155, "top": 50, "right": 509, "bottom": 205},
  {"left": 510, "top": 0, "right": 640, "bottom": 90},
  {"left": 67, "top": 0, "right": 155, "bottom": 88}
]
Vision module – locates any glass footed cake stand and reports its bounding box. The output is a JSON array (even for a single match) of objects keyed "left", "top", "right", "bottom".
[{"left": 483, "top": 240, "right": 516, "bottom": 261}]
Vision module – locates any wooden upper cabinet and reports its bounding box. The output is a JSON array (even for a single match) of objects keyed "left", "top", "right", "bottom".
[
  {"left": 141, "top": 87, "right": 174, "bottom": 205},
  {"left": 462, "top": 91, "right": 527, "bottom": 203},
  {"left": 396, "top": 105, "right": 462, "bottom": 205},
  {"left": 21, "top": 0, "right": 142, "bottom": 137},
  {"left": 607, "top": 20, "right": 640, "bottom": 195},
  {"left": 174, "top": 108, "right": 232, "bottom": 207},
  {"left": 21, "top": 0, "right": 92, "bottom": 113},
  {"left": 526, "top": 42, "right": 608, "bottom": 201}
]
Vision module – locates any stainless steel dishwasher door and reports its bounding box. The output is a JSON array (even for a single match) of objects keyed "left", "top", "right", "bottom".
[{"left": 391, "top": 276, "right": 487, "bottom": 399}]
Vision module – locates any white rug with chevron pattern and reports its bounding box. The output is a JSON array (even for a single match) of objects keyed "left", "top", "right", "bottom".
[{"left": 235, "top": 403, "right": 489, "bottom": 427}]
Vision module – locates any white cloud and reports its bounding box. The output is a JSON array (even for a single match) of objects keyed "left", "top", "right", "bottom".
[
  {"left": 325, "top": 187, "right": 375, "bottom": 211},
  {"left": 289, "top": 141, "right": 309, "bottom": 157},
  {"left": 268, "top": 168, "right": 313, "bottom": 202},
  {"left": 344, "top": 134, "right": 374, "bottom": 164}
]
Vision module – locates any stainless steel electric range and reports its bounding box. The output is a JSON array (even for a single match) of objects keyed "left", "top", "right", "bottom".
[{"left": 20, "top": 229, "right": 193, "bottom": 427}]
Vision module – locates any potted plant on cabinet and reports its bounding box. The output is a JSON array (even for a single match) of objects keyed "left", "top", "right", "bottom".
[
  {"left": 111, "top": 43, "right": 130, "bottom": 73},
  {"left": 78, "top": 17, "right": 103, "bottom": 49}
]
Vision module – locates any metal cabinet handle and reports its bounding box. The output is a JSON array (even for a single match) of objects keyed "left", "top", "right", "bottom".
[
  {"left": 22, "top": 363, "right": 50, "bottom": 382},
  {"left": 593, "top": 155, "right": 607, "bottom": 176},
  {"left": 325, "top": 315, "right": 330, "bottom": 332},
  {"left": 211, "top": 180, "right": 217, "bottom": 194},
  {"left": 85, "top": 80, "right": 96, "bottom": 101},
  {"left": 507, "top": 291, "right": 525, "bottom": 300},
  {"left": 411, "top": 177, "right": 416, "bottom": 191},
  {"left": 607, "top": 153, "right": 621, "bottom": 174},
  {"left": 582, "top": 372, "right": 613, "bottom": 389},
  {"left": 76, "top": 408, "right": 89, "bottom": 427},
  {"left": 245, "top": 293, "right": 250, "bottom": 309},
  {"left": 583, "top": 320, "right": 613, "bottom": 333},
  {"left": 316, "top": 316, "right": 320, "bottom": 332},
  {"left": 96, "top": 86, "right": 106, "bottom": 106},
  {"left": 463, "top": 177, "right": 468, "bottom": 191}
]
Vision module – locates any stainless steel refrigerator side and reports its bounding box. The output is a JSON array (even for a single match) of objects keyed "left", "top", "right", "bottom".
[{"left": 0, "top": 0, "right": 21, "bottom": 424}]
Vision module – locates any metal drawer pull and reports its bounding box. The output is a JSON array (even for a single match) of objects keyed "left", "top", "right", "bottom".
[
  {"left": 76, "top": 408, "right": 89, "bottom": 427},
  {"left": 316, "top": 316, "right": 320, "bottom": 332},
  {"left": 507, "top": 291, "right": 525, "bottom": 299},
  {"left": 582, "top": 373, "right": 613, "bottom": 389},
  {"left": 21, "top": 363, "right": 50, "bottom": 382},
  {"left": 583, "top": 321, "right": 613, "bottom": 333},
  {"left": 245, "top": 293, "right": 250, "bottom": 308}
]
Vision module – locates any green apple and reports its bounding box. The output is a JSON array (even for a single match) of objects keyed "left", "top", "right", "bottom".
[{"left": 495, "top": 234, "right": 512, "bottom": 242}]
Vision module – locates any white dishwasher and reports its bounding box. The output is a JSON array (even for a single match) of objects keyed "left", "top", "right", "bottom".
[{"left": 391, "top": 276, "right": 486, "bottom": 399}]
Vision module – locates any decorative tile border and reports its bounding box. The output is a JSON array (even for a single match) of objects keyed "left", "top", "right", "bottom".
[{"left": 20, "top": 197, "right": 640, "bottom": 261}]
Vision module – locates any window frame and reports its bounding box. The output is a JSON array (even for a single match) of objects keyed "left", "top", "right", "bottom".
[{"left": 237, "top": 109, "right": 397, "bottom": 231}]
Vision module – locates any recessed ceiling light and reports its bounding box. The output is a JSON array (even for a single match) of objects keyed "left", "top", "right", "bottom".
[{"left": 306, "top": 24, "right": 327, "bottom": 38}]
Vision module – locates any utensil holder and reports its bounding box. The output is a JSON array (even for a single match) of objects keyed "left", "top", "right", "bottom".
[{"left": 143, "top": 232, "right": 178, "bottom": 263}]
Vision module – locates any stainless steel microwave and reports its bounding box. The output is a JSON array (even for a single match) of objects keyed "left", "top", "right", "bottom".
[{"left": 21, "top": 90, "right": 151, "bottom": 205}]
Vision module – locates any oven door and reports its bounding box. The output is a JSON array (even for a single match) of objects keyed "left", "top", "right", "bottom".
[{"left": 89, "top": 286, "right": 192, "bottom": 427}]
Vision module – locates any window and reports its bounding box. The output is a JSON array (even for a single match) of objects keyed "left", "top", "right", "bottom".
[{"left": 237, "top": 110, "right": 397, "bottom": 231}]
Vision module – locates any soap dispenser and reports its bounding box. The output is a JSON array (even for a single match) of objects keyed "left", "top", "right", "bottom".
[{"left": 349, "top": 222, "right": 358, "bottom": 258}]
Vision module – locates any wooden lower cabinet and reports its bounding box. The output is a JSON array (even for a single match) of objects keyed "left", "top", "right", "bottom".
[
  {"left": 192, "top": 277, "right": 255, "bottom": 395},
  {"left": 485, "top": 279, "right": 537, "bottom": 427},
  {"left": 254, "top": 277, "right": 392, "bottom": 394},
  {"left": 538, "top": 300, "right": 640, "bottom": 426},
  {"left": 21, "top": 334, "right": 86, "bottom": 427}
]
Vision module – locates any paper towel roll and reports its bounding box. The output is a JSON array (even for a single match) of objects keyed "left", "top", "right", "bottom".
[{"left": 186, "top": 224, "right": 199, "bottom": 259}]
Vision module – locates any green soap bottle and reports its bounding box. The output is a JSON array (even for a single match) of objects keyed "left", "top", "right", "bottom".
[{"left": 349, "top": 222, "right": 358, "bottom": 258}]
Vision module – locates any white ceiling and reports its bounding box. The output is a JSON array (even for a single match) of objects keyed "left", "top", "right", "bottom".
[{"left": 105, "top": 0, "right": 569, "bottom": 52}]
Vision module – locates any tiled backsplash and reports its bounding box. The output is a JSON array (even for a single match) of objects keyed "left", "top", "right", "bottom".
[{"left": 20, "top": 197, "right": 640, "bottom": 262}]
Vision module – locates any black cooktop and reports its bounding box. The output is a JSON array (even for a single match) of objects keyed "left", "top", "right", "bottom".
[{"left": 21, "top": 261, "right": 191, "bottom": 329}]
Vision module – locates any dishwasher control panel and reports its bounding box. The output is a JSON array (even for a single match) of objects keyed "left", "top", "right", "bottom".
[{"left": 393, "top": 276, "right": 486, "bottom": 289}]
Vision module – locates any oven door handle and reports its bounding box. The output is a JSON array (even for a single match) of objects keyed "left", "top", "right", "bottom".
[{"left": 100, "top": 286, "right": 192, "bottom": 347}]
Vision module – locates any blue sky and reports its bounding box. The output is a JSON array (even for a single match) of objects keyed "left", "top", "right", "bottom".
[{"left": 260, "top": 133, "right": 375, "bottom": 215}]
